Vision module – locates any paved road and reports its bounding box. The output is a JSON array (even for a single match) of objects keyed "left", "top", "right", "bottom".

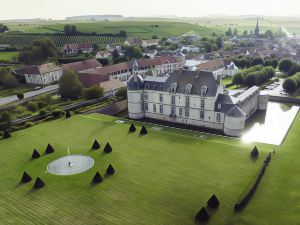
[{"left": 0, "top": 84, "right": 59, "bottom": 106}]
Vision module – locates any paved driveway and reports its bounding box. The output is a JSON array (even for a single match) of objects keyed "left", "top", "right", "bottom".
[{"left": 0, "top": 84, "right": 59, "bottom": 106}]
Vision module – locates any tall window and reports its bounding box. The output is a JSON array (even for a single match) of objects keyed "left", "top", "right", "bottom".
[
  {"left": 201, "top": 86, "right": 208, "bottom": 96},
  {"left": 171, "top": 95, "right": 176, "bottom": 105},
  {"left": 185, "top": 108, "right": 189, "bottom": 117},
  {"left": 159, "top": 93, "right": 163, "bottom": 102},
  {"left": 153, "top": 104, "right": 156, "bottom": 112},
  {"left": 144, "top": 103, "right": 148, "bottom": 111},
  {"left": 200, "top": 99, "right": 205, "bottom": 109},
  {"left": 144, "top": 91, "right": 148, "bottom": 100},
  {"left": 216, "top": 113, "right": 221, "bottom": 123},
  {"left": 140, "top": 93, "right": 143, "bottom": 101},
  {"left": 185, "top": 83, "right": 192, "bottom": 95},
  {"left": 171, "top": 83, "right": 177, "bottom": 93},
  {"left": 171, "top": 106, "right": 176, "bottom": 116},
  {"left": 200, "top": 111, "right": 205, "bottom": 120},
  {"left": 160, "top": 105, "right": 163, "bottom": 113},
  {"left": 179, "top": 108, "right": 182, "bottom": 117},
  {"left": 185, "top": 97, "right": 190, "bottom": 107}
]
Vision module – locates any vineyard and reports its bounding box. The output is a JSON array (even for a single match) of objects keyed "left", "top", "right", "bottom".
[{"left": 0, "top": 34, "right": 125, "bottom": 47}]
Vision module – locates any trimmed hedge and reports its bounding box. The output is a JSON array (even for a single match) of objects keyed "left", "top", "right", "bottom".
[
  {"left": 21, "top": 171, "right": 32, "bottom": 183},
  {"left": 207, "top": 194, "right": 220, "bottom": 209},
  {"left": 33, "top": 177, "right": 45, "bottom": 189},
  {"left": 45, "top": 144, "right": 54, "bottom": 154},
  {"left": 92, "top": 139, "right": 100, "bottom": 150},
  {"left": 140, "top": 126, "right": 148, "bottom": 135},
  {"left": 129, "top": 123, "right": 136, "bottom": 132},
  {"left": 195, "top": 207, "right": 210, "bottom": 222},
  {"left": 104, "top": 142, "right": 112, "bottom": 153},
  {"left": 106, "top": 164, "right": 115, "bottom": 175},
  {"left": 92, "top": 172, "right": 103, "bottom": 183},
  {"left": 234, "top": 152, "right": 272, "bottom": 211},
  {"left": 32, "top": 149, "right": 41, "bottom": 159}
]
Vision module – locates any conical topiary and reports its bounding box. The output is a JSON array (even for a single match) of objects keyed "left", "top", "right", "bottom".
[
  {"left": 195, "top": 207, "right": 210, "bottom": 223},
  {"left": 104, "top": 142, "right": 112, "bottom": 153},
  {"left": 65, "top": 111, "right": 71, "bottom": 119},
  {"left": 32, "top": 149, "right": 40, "bottom": 159},
  {"left": 129, "top": 123, "right": 136, "bottom": 132},
  {"left": 21, "top": 171, "right": 32, "bottom": 183},
  {"left": 45, "top": 144, "right": 54, "bottom": 154},
  {"left": 92, "top": 139, "right": 100, "bottom": 150},
  {"left": 92, "top": 172, "right": 103, "bottom": 183},
  {"left": 251, "top": 146, "right": 259, "bottom": 158},
  {"left": 3, "top": 131, "right": 11, "bottom": 139},
  {"left": 207, "top": 194, "right": 220, "bottom": 209},
  {"left": 106, "top": 164, "right": 115, "bottom": 175},
  {"left": 33, "top": 177, "right": 45, "bottom": 189},
  {"left": 140, "top": 126, "right": 147, "bottom": 135}
]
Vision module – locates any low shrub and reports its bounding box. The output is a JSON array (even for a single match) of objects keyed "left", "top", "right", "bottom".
[
  {"left": 39, "top": 109, "right": 47, "bottom": 116},
  {"left": 26, "top": 101, "right": 39, "bottom": 112},
  {"left": 25, "top": 122, "right": 35, "bottom": 128},
  {"left": 21, "top": 171, "right": 32, "bottom": 183},
  {"left": 92, "top": 172, "right": 103, "bottom": 183},
  {"left": 33, "top": 177, "right": 45, "bottom": 189},
  {"left": 52, "top": 109, "right": 65, "bottom": 118},
  {"left": 195, "top": 207, "right": 210, "bottom": 222}
]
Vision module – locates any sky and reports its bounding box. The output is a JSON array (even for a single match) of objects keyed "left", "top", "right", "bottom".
[{"left": 1, "top": 0, "right": 300, "bottom": 20}]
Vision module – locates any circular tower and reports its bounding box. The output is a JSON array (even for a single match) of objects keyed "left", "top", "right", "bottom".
[{"left": 127, "top": 74, "right": 145, "bottom": 119}]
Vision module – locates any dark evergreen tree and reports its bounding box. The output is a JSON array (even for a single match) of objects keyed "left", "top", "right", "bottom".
[
  {"left": 195, "top": 207, "right": 210, "bottom": 222},
  {"left": 207, "top": 194, "right": 220, "bottom": 209},
  {"left": 34, "top": 177, "right": 45, "bottom": 189},
  {"left": 106, "top": 164, "right": 115, "bottom": 175},
  {"left": 251, "top": 146, "right": 259, "bottom": 158},
  {"left": 21, "top": 171, "right": 32, "bottom": 183},
  {"left": 92, "top": 139, "right": 100, "bottom": 150},
  {"left": 129, "top": 123, "right": 136, "bottom": 132},
  {"left": 65, "top": 111, "right": 71, "bottom": 119},
  {"left": 45, "top": 144, "right": 54, "bottom": 154},
  {"left": 140, "top": 126, "right": 148, "bottom": 135},
  {"left": 3, "top": 131, "right": 11, "bottom": 139},
  {"left": 32, "top": 149, "right": 40, "bottom": 159},
  {"left": 104, "top": 142, "right": 112, "bottom": 153},
  {"left": 92, "top": 172, "right": 103, "bottom": 183}
]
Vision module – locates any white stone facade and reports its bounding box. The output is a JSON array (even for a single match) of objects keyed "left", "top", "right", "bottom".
[{"left": 127, "top": 70, "right": 268, "bottom": 137}]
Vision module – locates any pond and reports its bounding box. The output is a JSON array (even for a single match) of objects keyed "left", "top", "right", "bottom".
[{"left": 241, "top": 102, "right": 299, "bottom": 145}]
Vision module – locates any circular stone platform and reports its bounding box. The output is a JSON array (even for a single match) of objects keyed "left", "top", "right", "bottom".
[{"left": 47, "top": 155, "right": 94, "bottom": 175}]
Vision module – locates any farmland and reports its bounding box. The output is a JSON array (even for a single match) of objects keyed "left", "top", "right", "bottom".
[
  {"left": 0, "top": 34, "right": 125, "bottom": 47},
  {"left": 0, "top": 112, "right": 299, "bottom": 224},
  {"left": 0, "top": 51, "right": 19, "bottom": 61}
]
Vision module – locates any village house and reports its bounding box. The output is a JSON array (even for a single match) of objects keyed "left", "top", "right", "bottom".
[
  {"left": 141, "top": 39, "right": 160, "bottom": 48},
  {"left": 63, "top": 43, "right": 94, "bottom": 55},
  {"left": 62, "top": 59, "right": 102, "bottom": 74},
  {"left": 143, "top": 49, "right": 157, "bottom": 59},
  {"left": 123, "top": 38, "right": 143, "bottom": 47},
  {"left": 181, "top": 45, "right": 200, "bottom": 53},
  {"left": 127, "top": 68, "right": 268, "bottom": 137},
  {"left": 106, "top": 43, "right": 122, "bottom": 52},
  {"left": 95, "top": 51, "right": 112, "bottom": 59},
  {"left": 196, "top": 59, "right": 226, "bottom": 78},
  {"left": 17, "top": 63, "right": 62, "bottom": 85},
  {"left": 79, "top": 56, "right": 179, "bottom": 82},
  {"left": 226, "top": 62, "right": 239, "bottom": 77},
  {"left": 99, "top": 79, "right": 126, "bottom": 97}
]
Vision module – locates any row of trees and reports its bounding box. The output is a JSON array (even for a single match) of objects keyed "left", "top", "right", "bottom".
[
  {"left": 233, "top": 65, "right": 275, "bottom": 87},
  {"left": 283, "top": 73, "right": 300, "bottom": 93},
  {"left": 58, "top": 69, "right": 104, "bottom": 100},
  {"left": 64, "top": 24, "right": 127, "bottom": 37},
  {"left": 225, "top": 56, "right": 278, "bottom": 69},
  {"left": 18, "top": 38, "right": 58, "bottom": 64}
]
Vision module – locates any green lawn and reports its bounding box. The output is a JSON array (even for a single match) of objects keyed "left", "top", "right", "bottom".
[
  {"left": 0, "top": 51, "right": 19, "bottom": 62},
  {"left": 0, "top": 113, "right": 299, "bottom": 224}
]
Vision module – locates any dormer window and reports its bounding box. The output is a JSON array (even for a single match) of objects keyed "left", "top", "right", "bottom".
[
  {"left": 171, "top": 83, "right": 177, "bottom": 93},
  {"left": 201, "top": 85, "right": 208, "bottom": 96},
  {"left": 185, "top": 83, "right": 192, "bottom": 95}
]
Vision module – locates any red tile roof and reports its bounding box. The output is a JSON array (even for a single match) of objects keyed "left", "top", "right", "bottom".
[
  {"left": 62, "top": 59, "right": 102, "bottom": 73},
  {"left": 197, "top": 59, "right": 225, "bottom": 71}
]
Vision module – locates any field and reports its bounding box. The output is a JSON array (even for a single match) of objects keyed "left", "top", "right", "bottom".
[
  {"left": 0, "top": 112, "right": 299, "bottom": 224},
  {"left": 0, "top": 34, "right": 125, "bottom": 47},
  {"left": 0, "top": 51, "right": 19, "bottom": 61},
  {"left": 5, "top": 20, "right": 223, "bottom": 39}
]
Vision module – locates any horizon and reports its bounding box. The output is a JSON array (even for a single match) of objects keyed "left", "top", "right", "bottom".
[{"left": 0, "top": 0, "right": 300, "bottom": 20}]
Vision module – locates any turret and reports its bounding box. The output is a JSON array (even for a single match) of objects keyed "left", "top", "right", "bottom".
[{"left": 127, "top": 74, "right": 145, "bottom": 119}]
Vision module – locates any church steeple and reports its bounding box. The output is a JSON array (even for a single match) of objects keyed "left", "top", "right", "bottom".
[{"left": 255, "top": 19, "right": 260, "bottom": 38}]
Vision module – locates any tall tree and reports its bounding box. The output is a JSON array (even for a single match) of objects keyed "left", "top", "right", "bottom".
[
  {"left": 0, "top": 24, "right": 9, "bottom": 33},
  {"left": 279, "top": 58, "right": 294, "bottom": 73},
  {"left": 58, "top": 69, "right": 83, "bottom": 99}
]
